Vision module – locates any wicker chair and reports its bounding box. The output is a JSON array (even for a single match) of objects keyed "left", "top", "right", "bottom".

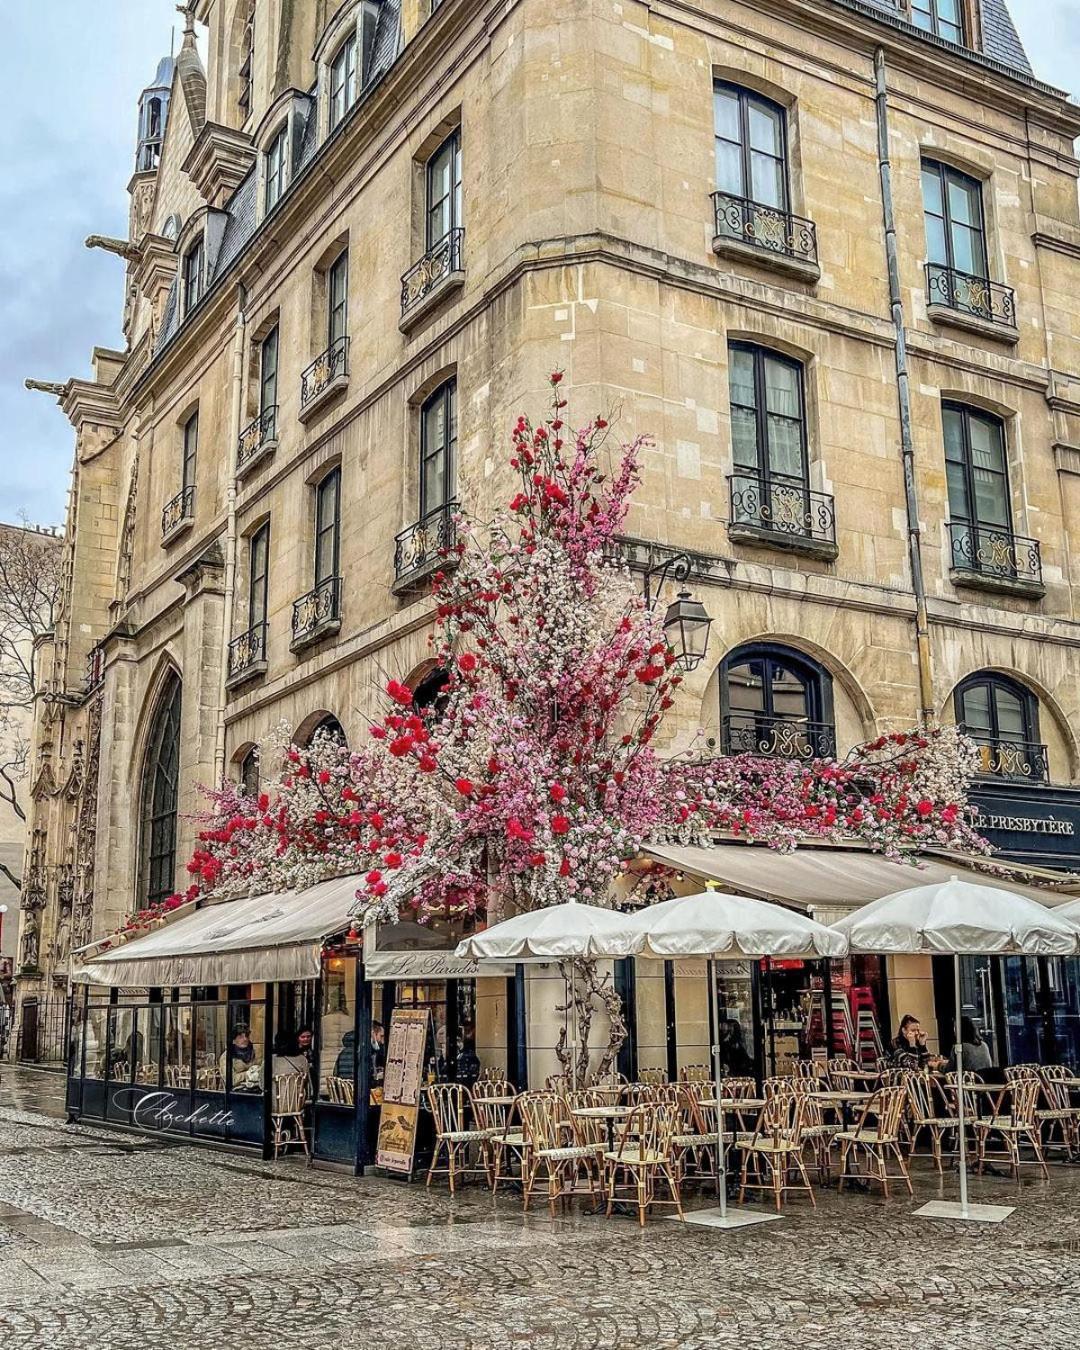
[
  {"left": 425, "top": 1082, "right": 495, "bottom": 1194},
  {"left": 604, "top": 1101, "right": 685, "bottom": 1226},
  {"left": 326, "top": 1075, "right": 356, "bottom": 1105},
  {"left": 473, "top": 1080, "right": 526, "bottom": 1192},
  {"left": 736, "top": 1093, "right": 815, "bottom": 1212},
  {"left": 974, "top": 1076, "right": 1049, "bottom": 1181},
  {"left": 639, "top": 1067, "right": 669, "bottom": 1086},
  {"left": 519, "top": 1090, "right": 604, "bottom": 1216},
  {"left": 836, "top": 1085, "right": 912, "bottom": 1197},
  {"left": 1037, "top": 1066, "right": 1080, "bottom": 1158},
  {"left": 270, "top": 1073, "right": 310, "bottom": 1159},
  {"left": 905, "top": 1071, "right": 955, "bottom": 1173},
  {"left": 679, "top": 1064, "right": 712, "bottom": 1084},
  {"left": 828, "top": 1056, "right": 860, "bottom": 1093}
]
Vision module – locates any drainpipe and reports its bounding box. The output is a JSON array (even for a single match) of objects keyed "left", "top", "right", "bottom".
[
  {"left": 214, "top": 285, "right": 248, "bottom": 784},
  {"left": 874, "top": 47, "right": 936, "bottom": 726}
]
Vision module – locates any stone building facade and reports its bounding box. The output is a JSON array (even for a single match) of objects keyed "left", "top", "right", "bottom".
[{"left": 15, "top": 0, "right": 1080, "bottom": 1064}]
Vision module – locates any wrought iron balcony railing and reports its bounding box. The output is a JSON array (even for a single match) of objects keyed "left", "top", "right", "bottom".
[
  {"left": 925, "top": 263, "right": 1016, "bottom": 331},
  {"left": 723, "top": 712, "right": 836, "bottom": 761},
  {"left": 711, "top": 192, "right": 818, "bottom": 268},
  {"left": 161, "top": 485, "right": 195, "bottom": 539},
  {"left": 228, "top": 620, "right": 267, "bottom": 682},
  {"left": 401, "top": 227, "right": 465, "bottom": 322},
  {"left": 394, "top": 500, "right": 458, "bottom": 586},
  {"left": 291, "top": 576, "right": 341, "bottom": 647},
  {"left": 300, "top": 337, "right": 349, "bottom": 414},
  {"left": 728, "top": 473, "right": 836, "bottom": 550},
  {"left": 948, "top": 520, "right": 1042, "bottom": 589},
  {"left": 237, "top": 405, "right": 278, "bottom": 472},
  {"left": 963, "top": 730, "right": 1049, "bottom": 784},
  {"left": 84, "top": 645, "right": 105, "bottom": 694}
]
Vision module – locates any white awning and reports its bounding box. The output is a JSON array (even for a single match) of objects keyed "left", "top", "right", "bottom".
[
  {"left": 71, "top": 874, "right": 363, "bottom": 988},
  {"left": 640, "top": 842, "right": 1078, "bottom": 926}
]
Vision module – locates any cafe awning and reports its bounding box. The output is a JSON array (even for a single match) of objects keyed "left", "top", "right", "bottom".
[
  {"left": 71, "top": 874, "right": 363, "bottom": 988},
  {"left": 640, "top": 842, "right": 1079, "bottom": 926}
]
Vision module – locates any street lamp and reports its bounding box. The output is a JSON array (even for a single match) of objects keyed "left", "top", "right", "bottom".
[{"left": 642, "top": 552, "right": 713, "bottom": 672}]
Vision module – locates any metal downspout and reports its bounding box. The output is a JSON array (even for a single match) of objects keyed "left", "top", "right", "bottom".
[
  {"left": 214, "top": 287, "right": 247, "bottom": 783},
  {"left": 874, "top": 47, "right": 936, "bottom": 726}
]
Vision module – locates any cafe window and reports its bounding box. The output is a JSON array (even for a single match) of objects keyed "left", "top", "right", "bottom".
[
  {"left": 728, "top": 343, "right": 808, "bottom": 490},
  {"left": 922, "top": 160, "right": 988, "bottom": 281},
  {"left": 713, "top": 82, "right": 788, "bottom": 211},
  {"left": 137, "top": 673, "right": 182, "bottom": 908},
  {"left": 426, "top": 130, "right": 462, "bottom": 249},
  {"left": 943, "top": 403, "right": 1010, "bottom": 535},
  {"left": 720, "top": 642, "right": 834, "bottom": 760},
  {"left": 911, "top": 0, "right": 963, "bottom": 44},
  {"left": 420, "top": 379, "right": 456, "bottom": 518},
  {"left": 319, "top": 955, "right": 358, "bottom": 1102}
]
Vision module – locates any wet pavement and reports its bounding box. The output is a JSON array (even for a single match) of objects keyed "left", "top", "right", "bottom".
[{"left": 1, "top": 1065, "right": 1079, "bottom": 1348}]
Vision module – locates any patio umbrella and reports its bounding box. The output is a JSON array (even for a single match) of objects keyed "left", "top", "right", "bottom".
[
  {"left": 1049, "top": 897, "right": 1080, "bottom": 927},
  {"left": 834, "top": 875, "right": 1080, "bottom": 1223},
  {"left": 456, "top": 901, "right": 644, "bottom": 1087},
  {"left": 628, "top": 883, "right": 847, "bottom": 1229}
]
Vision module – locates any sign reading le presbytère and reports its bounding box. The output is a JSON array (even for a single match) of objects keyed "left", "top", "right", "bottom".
[{"left": 970, "top": 785, "right": 1080, "bottom": 869}]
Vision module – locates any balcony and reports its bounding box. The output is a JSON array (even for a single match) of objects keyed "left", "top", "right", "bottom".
[
  {"left": 711, "top": 192, "right": 820, "bottom": 282},
  {"left": 237, "top": 406, "right": 278, "bottom": 477},
  {"left": 392, "top": 500, "right": 459, "bottom": 595},
  {"left": 723, "top": 712, "right": 836, "bottom": 761},
  {"left": 727, "top": 473, "right": 838, "bottom": 561},
  {"left": 226, "top": 620, "right": 268, "bottom": 688},
  {"left": 925, "top": 263, "right": 1018, "bottom": 343},
  {"left": 948, "top": 520, "right": 1044, "bottom": 598},
  {"left": 291, "top": 576, "right": 342, "bottom": 651},
  {"left": 161, "top": 485, "right": 195, "bottom": 544},
  {"left": 299, "top": 337, "right": 349, "bottom": 422},
  {"left": 400, "top": 227, "right": 465, "bottom": 332},
  {"left": 964, "top": 730, "right": 1049, "bottom": 784}
]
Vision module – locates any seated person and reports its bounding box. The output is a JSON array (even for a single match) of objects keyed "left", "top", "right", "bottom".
[
  {"left": 272, "top": 1030, "right": 310, "bottom": 1079},
  {"left": 947, "top": 1016, "right": 993, "bottom": 1074},
  {"left": 219, "top": 1024, "right": 262, "bottom": 1090},
  {"left": 888, "top": 1014, "right": 946, "bottom": 1071}
]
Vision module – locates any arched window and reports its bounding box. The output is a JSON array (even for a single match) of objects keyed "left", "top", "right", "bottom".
[
  {"left": 301, "top": 714, "right": 348, "bottom": 749},
  {"left": 138, "top": 673, "right": 182, "bottom": 907},
  {"left": 412, "top": 665, "right": 450, "bottom": 717},
  {"left": 239, "top": 746, "right": 260, "bottom": 798},
  {"left": 955, "top": 674, "right": 1046, "bottom": 782},
  {"left": 720, "top": 643, "right": 834, "bottom": 760}
]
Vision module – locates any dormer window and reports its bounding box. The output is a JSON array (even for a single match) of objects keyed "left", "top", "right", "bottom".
[
  {"left": 912, "top": 0, "right": 963, "bottom": 44},
  {"left": 182, "top": 236, "right": 204, "bottom": 315},
  {"left": 265, "top": 124, "right": 288, "bottom": 212},
  {"left": 329, "top": 34, "right": 358, "bottom": 130}
]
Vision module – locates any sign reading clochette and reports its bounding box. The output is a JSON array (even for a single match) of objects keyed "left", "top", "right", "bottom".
[{"left": 375, "top": 1007, "right": 433, "bottom": 1176}]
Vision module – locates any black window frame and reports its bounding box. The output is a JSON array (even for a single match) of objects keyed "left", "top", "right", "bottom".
[
  {"left": 259, "top": 325, "right": 279, "bottom": 415},
  {"left": 426, "top": 130, "right": 462, "bottom": 250},
  {"left": 922, "top": 159, "right": 988, "bottom": 280},
  {"left": 712, "top": 81, "right": 789, "bottom": 212},
  {"left": 182, "top": 410, "right": 199, "bottom": 493},
  {"left": 248, "top": 520, "right": 270, "bottom": 628},
  {"left": 911, "top": 0, "right": 964, "bottom": 44},
  {"left": 942, "top": 401, "right": 1011, "bottom": 534},
  {"left": 419, "top": 379, "right": 457, "bottom": 519},
  {"left": 138, "top": 674, "right": 183, "bottom": 908},
  {"left": 314, "top": 467, "right": 342, "bottom": 587},
  {"left": 727, "top": 342, "right": 809, "bottom": 491},
  {"left": 954, "top": 673, "right": 1039, "bottom": 746},
  {"left": 265, "top": 123, "right": 288, "bottom": 212},
  {"left": 327, "top": 250, "right": 349, "bottom": 348},
  {"left": 719, "top": 642, "right": 834, "bottom": 759},
  {"left": 329, "top": 32, "right": 359, "bottom": 131},
  {"left": 239, "top": 746, "right": 260, "bottom": 799},
  {"left": 182, "top": 237, "right": 204, "bottom": 315}
]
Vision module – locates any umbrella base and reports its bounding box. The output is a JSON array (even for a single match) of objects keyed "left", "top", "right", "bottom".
[
  {"left": 674, "top": 1206, "right": 782, "bottom": 1230},
  {"left": 914, "top": 1200, "right": 1014, "bottom": 1224}
]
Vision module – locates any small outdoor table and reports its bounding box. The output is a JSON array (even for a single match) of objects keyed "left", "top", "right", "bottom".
[
  {"left": 571, "top": 1104, "right": 632, "bottom": 1152},
  {"left": 811, "top": 1088, "right": 873, "bottom": 1130}
]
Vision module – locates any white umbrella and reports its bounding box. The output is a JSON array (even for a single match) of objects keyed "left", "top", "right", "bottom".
[
  {"left": 629, "top": 883, "right": 848, "bottom": 1229},
  {"left": 1048, "top": 896, "right": 1080, "bottom": 927},
  {"left": 456, "top": 900, "right": 643, "bottom": 1087},
  {"left": 834, "top": 875, "right": 1080, "bottom": 1223}
]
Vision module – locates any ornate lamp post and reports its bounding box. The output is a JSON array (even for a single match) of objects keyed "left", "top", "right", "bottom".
[{"left": 642, "top": 552, "right": 713, "bottom": 672}]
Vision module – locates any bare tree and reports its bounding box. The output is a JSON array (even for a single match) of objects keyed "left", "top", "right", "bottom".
[{"left": 0, "top": 521, "right": 63, "bottom": 888}]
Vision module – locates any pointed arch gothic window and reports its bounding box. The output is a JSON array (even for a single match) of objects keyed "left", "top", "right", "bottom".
[{"left": 138, "top": 673, "right": 182, "bottom": 907}]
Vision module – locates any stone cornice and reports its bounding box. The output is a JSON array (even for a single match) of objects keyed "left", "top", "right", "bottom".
[{"left": 182, "top": 121, "right": 257, "bottom": 208}]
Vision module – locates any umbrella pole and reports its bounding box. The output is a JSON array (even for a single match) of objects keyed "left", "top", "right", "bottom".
[
  {"left": 710, "top": 957, "right": 728, "bottom": 1219},
  {"left": 954, "top": 952, "right": 969, "bottom": 1218},
  {"left": 570, "top": 966, "right": 579, "bottom": 1092}
]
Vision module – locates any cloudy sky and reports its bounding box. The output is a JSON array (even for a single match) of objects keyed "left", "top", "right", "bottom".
[{"left": 0, "top": 0, "right": 1074, "bottom": 526}]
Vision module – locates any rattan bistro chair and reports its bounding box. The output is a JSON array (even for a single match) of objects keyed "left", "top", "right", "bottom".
[
  {"left": 736, "top": 1093, "right": 815, "bottom": 1212},
  {"left": 473, "top": 1080, "right": 527, "bottom": 1192},
  {"left": 1037, "top": 1066, "right": 1080, "bottom": 1158},
  {"left": 326, "top": 1075, "right": 356, "bottom": 1105},
  {"left": 519, "top": 1091, "right": 603, "bottom": 1217},
  {"left": 836, "top": 1086, "right": 912, "bottom": 1197},
  {"left": 425, "top": 1082, "right": 496, "bottom": 1194},
  {"left": 604, "top": 1102, "right": 685, "bottom": 1226},
  {"left": 905, "top": 1071, "right": 955, "bottom": 1174},
  {"left": 974, "top": 1077, "right": 1049, "bottom": 1181},
  {"left": 271, "top": 1073, "right": 310, "bottom": 1159}
]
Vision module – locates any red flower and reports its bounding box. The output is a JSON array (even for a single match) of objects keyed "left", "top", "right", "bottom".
[
  {"left": 257, "top": 793, "right": 269, "bottom": 811},
  {"left": 915, "top": 799, "right": 934, "bottom": 818},
  {"left": 550, "top": 783, "right": 567, "bottom": 803},
  {"left": 550, "top": 371, "right": 564, "bottom": 384},
  {"left": 507, "top": 819, "right": 534, "bottom": 843},
  {"left": 455, "top": 778, "right": 475, "bottom": 797},
  {"left": 635, "top": 663, "right": 664, "bottom": 684},
  {"left": 419, "top": 755, "right": 437, "bottom": 773},
  {"left": 386, "top": 679, "right": 414, "bottom": 706},
  {"left": 366, "top": 870, "right": 383, "bottom": 885},
  {"left": 527, "top": 852, "right": 546, "bottom": 868},
  {"left": 510, "top": 492, "right": 530, "bottom": 512},
  {"left": 318, "top": 770, "right": 331, "bottom": 786},
  {"left": 370, "top": 812, "right": 385, "bottom": 831},
  {"left": 551, "top": 814, "right": 570, "bottom": 835},
  {"left": 942, "top": 804, "right": 959, "bottom": 824},
  {"left": 389, "top": 736, "right": 413, "bottom": 757},
  {"left": 458, "top": 652, "right": 478, "bottom": 673},
  {"left": 384, "top": 852, "right": 403, "bottom": 869}
]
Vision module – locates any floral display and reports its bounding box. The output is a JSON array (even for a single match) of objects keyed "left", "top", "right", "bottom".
[{"left": 168, "top": 374, "right": 988, "bottom": 936}]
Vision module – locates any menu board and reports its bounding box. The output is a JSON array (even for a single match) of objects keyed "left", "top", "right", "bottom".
[{"left": 376, "top": 1007, "right": 432, "bottom": 1175}]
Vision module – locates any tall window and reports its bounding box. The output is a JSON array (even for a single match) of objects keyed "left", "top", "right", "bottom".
[
  {"left": 923, "top": 160, "right": 987, "bottom": 281},
  {"left": 426, "top": 131, "right": 462, "bottom": 248},
  {"left": 240, "top": 746, "right": 260, "bottom": 798},
  {"left": 182, "top": 410, "right": 199, "bottom": 493},
  {"left": 314, "top": 468, "right": 341, "bottom": 587},
  {"left": 138, "top": 674, "right": 182, "bottom": 908},
  {"left": 182, "top": 237, "right": 204, "bottom": 315},
  {"left": 944, "top": 403, "right": 1010, "bottom": 535},
  {"left": 713, "top": 83, "right": 787, "bottom": 209},
  {"left": 729, "top": 344, "right": 807, "bottom": 489},
  {"left": 265, "top": 124, "right": 288, "bottom": 211},
  {"left": 955, "top": 674, "right": 1043, "bottom": 781},
  {"left": 249, "top": 521, "right": 270, "bottom": 629},
  {"left": 420, "top": 380, "right": 456, "bottom": 518},
  {"left": 329, "top": 34, "right": 358, "bottom": 130},
  {"left": 259, "top": 326, "right": 279, "bottom": 416},
  {"left": 238, "top": 1, "right": 255, "bottom": 120},
  {"left": 328, "top": 250, "right": 349, "bottom": 348},
  {"left": 912, "top": 0, "right": 963, "bottom": 44},
  {"left": 721, "top": 644, "right": 833, "bottom": 760}
]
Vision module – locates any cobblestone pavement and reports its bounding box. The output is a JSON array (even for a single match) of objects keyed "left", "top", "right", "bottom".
[{"left": 1, "top": 1068, "right": 1079, "bottom": 1349}]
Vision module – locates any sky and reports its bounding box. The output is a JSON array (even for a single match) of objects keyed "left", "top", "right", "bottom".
[{"left": 0, "top": 0, "right": 1075, "bottom": 527}]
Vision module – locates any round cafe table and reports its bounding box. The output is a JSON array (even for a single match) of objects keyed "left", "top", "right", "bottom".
[
  {"left": 811, "top": 1088, "right": 873, "bottom": 1130},
  {"left": 571, "top": 1104, "right": 632, "bottom": 1152}
]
